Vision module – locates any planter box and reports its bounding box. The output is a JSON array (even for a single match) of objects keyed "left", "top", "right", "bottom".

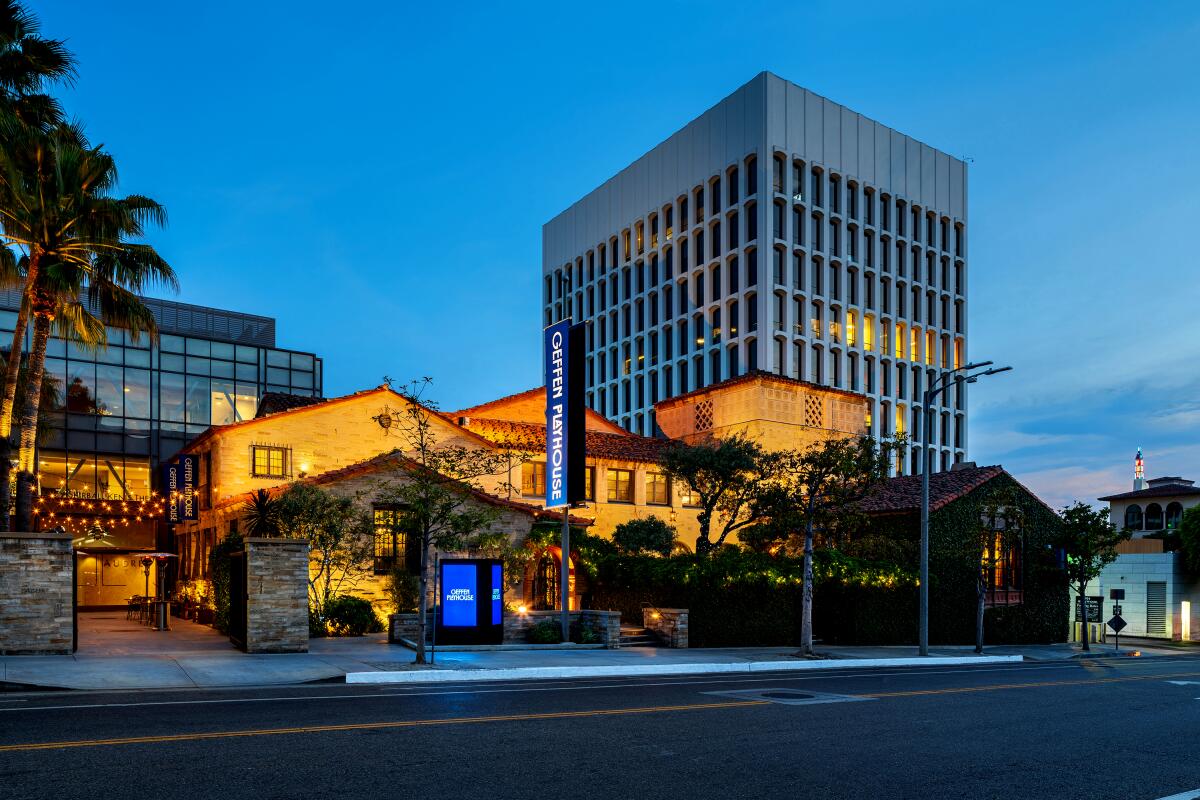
[{"left": 196, "top": 607, "right": 215, "bottom": 625}]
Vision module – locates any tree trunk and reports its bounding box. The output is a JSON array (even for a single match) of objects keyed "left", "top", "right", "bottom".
[
  {"left": 799, "top": 520, "right": 815, "bottom": 656},
  {"left": 0, "top": 255, "right": 36, "bottom": 441},
  {"left": 13, "top": 312, "right": 50, "bottom": 532},
  {"left": 415, "top": 535, "right": 431, "bottom": 665},
  {"left": 1078, "top": 580, "right": 1090, "bottom": 652},
  {"left": 0, "top": 437, "right": 10, "bottom": 533},
  {"left": 975, "top": 579, "right": 985, "bottom": 654}
]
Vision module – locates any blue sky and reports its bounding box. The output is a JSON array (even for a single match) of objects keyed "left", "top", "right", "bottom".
[{"left": 37, "top": 0, "right": 1200, "bottom": 507}]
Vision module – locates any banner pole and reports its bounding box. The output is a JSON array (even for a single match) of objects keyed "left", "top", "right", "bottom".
[{"left": 561, "top": 505, "right": 570, "bottom": 642}]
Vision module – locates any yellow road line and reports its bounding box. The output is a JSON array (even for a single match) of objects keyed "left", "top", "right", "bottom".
[
  {"left": 861, "top": 670, "right": 1200, "bottom": 698},
  {"left": 0, "top": 699, "right": 769, "bottom": 753}
]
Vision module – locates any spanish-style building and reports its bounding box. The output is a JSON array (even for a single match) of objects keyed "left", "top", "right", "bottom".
[{"left": 171, "top": 373, "right": 864, "bottom": 615}]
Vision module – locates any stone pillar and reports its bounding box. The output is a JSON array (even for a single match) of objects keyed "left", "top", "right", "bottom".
[
  {"left": 0, "top": 532, "right": 74, "bottom": 655},
  {"left": 579, "top": 610, "right": 622, "bottom": 648},
  {"left": 244, "top": 537, "right": 309, "bottom": 654},
  {"left": 644, "top": 607, "right": 689, "bottom": 648}
]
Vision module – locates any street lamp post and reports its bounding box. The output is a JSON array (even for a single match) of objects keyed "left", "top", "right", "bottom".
[{"left": 918, "top": 361, "right": 1012, "bottom": 656}]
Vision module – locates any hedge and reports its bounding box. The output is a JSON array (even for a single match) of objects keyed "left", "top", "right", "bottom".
[{"left": 585, "top": 548, "right": 915, "bottom": 648}]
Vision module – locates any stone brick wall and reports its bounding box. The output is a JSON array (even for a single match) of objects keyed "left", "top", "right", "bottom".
[
  {"left": 388, "top": 611, "right": 427, "bottom": 644},
  {"left": 503, "top": 609, "right": 621, "bottom": 648},
  {"left": 0, "top": 532, "right": 74, "bottom": 655},
  {"left": 244, "top": 537, "right": 309, "bottom": 653},
  {"left": 579, "top": 609, "right": 622, "bottom": 648},
  {"left": 644, "top": 607, "right": 689, "bottom": 648}
]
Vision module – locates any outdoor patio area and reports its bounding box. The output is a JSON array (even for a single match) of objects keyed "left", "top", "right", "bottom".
[{"left": 76, "top": 611, "right": 237, "bottom": 656}]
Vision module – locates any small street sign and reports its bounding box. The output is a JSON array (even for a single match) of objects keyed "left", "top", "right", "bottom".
[
  {"left": 1110, "top": 588, "right": 1125, "bottom": 601},
  {"left": 1108, "top": 615, "right": 1127, "bottom": 633}
]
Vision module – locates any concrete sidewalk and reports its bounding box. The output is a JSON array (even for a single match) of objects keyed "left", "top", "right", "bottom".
[{"left": 2, "top": 635, "right": 1191, "bottom": 691}]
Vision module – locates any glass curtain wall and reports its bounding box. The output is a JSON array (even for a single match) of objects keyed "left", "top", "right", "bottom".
[{"left": 0, "top": 310, "right": 322, "bottom": 474}]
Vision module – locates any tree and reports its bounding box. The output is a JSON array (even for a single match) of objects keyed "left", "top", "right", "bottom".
[
  {"left": 757, "top": 435, "right": 896, "bottom": 656},
  {"left": 660, "top": 433, "right": 780, "bottom": 554},
  {"left": 0, "top": 1, "right": 76, "bottom": 129},
  {"left": 1054, "top": 502, "right": 1129, "bottom": 652},
  {"left": 1180, "top": 506, "right": 1200, "bottom": 579},
  {"left": 272, "top": 482, "right": 374, "bottom": 629},
  {"left": 0, "top": 124, "right": 176, "bottom": 530},
  {"left": 975, "top": 492, "right": 1025, "bottom": 654},
  {"left": 612, "top": 515, "right": 677, "bottom": 556},
  {"left": 242, "top": 488, "right": 282, "bottom": 538},
  {"left": 378, "top": 377, "right": 516, "bottom": 664}
]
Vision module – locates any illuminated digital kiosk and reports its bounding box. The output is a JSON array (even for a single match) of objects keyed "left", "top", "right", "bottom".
[{"left": 436, "top": 558, "right": 504, "bottom": 645}]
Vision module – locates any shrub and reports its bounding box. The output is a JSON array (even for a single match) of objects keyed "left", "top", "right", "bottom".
[
  {"left": 612, "top": 516, "right": 677, "bottom": 556},
  {"left": 385, "top": 568, "right": 420, "bottom": 614},
  {"left": 323, "top": 595, "right": 384, "bottom": 637},
  {"left": 571, "top": 624, "right": 600, "bottom": 645},
  {"left": 527, "top": 618, "right": 563, "bottom": 644},
  {"left": 1180, "top": 506, "right": 1200, "bottom": 578},
  {"left": 208, "top": 532, "right": 243, "bottom": 635}
]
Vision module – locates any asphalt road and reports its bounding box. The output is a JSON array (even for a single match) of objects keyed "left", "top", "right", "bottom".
[{"left": 2, "top": 656, "right": 1199, "bottom": 800}]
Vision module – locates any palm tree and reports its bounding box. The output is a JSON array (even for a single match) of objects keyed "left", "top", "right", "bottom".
[
  {"left": 243, "top": 489, "right": 282, "bottom": 538},
  {"left": 0, "top": 1, "right": 75, "bottom": 127},
  {"left": 0, "top": 125, "right": 175, "bottom": 530},
  {"left": 0, "top": 1, "right": 76, "bottom": 482}
]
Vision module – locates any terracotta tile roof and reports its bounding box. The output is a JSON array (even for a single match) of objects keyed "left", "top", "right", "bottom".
[
  {"left": 454, "top": 386, "right": 628, "bottom": 435},
  {"left": 255, "top": 392, "right": 328, "bottom": 418},
  {"left": 213, "top": 449, "right": 592, "bottom": 525},
  {"left": 454, "top": 387, "right": 544, "bottom": 417},
  {"left": 653, "top": 369, "right": 866, "bottom": 410},
  {"left": 461, "top": 418, "right": 670, "bottom": 464},
  {"left": 1098, "top": 484, "right": 1200, "bottom": 502},
  {"left": 857, "top": 465, "right": 1008, "bottom": 515}
]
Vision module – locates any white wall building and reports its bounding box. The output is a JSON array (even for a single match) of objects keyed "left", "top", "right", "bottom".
[
  {"left": 1076, "top": 452, "right": 1200, "bottom": 641},
  {"left": 542, "top": 71, "right": 969, "bottom": 474}
]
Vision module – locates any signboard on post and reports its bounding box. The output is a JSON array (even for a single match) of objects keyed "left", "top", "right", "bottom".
[
  {"left": 1075, "top": 596, "right": 1103, "bottom": 622},
  {"left": 544, "top": 318, "right": 586, "bottom": 639},
  {"left": 436, "top": 559, "right": 504, "bottom": 645}
]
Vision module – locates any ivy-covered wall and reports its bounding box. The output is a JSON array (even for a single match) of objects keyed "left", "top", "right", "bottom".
[{"left": 867, "top": 472, "right": 1068, "bottom": 645}]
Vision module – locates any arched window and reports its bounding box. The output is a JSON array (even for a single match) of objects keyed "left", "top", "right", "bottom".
[
  {"left": 532, "top": 555, "right": 560, "bottom": 611},
  {"left": 1124, "top": 504, "right": 1144, "bottom": 531},
  {"left": 1166, "top": 502, "right": 1184, "bottom": 530},
  {"left": 1145, "top": 503, "right": 1164, "bottom": 531}
]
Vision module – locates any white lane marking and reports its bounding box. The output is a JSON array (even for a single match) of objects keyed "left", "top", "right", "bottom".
[
  {"left": 0, "top": 659, "right": 1188, "bottom": 713},
  {"left": 1150, "top": 790, "right": 1200, "bottom": 800},
  {"left": 1165, "top": 681, "right": 1200, "bottom": 686}
]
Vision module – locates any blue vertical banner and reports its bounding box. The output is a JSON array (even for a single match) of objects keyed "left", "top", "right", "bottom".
[
  {"left": 162, "top": 463, "right": 180, "bottom": 524},
  {"left": 544, "top": 319, "right": 572, "bottom": 508},
  {"left": 543, "top": 319, "right": 587, "bottom": 508},
  {"left": 178, "top": 454, "right": 199, "bottom": 521},
  {"left": 491, "top": 563, "right": 503, "bottom": 625}
]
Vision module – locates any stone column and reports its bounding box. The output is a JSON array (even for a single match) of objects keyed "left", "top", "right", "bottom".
[
  {"left": 243, "top": 537, "right": 309, "bottom": 654},
  {"left": 644, "top": 607, "right": 689, "bottom": 648},
  {"left": 0, "top": 532, "right": 74, "bottom": 655}
]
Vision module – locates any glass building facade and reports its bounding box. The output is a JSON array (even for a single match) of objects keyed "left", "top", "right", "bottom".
[{"left": 0, "top": 290, "right": 323, "bottom": 502}]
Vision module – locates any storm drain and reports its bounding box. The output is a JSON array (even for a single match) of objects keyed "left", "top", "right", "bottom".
[{"left": 704, "top": 688, "right": 871, "bottom": 706}]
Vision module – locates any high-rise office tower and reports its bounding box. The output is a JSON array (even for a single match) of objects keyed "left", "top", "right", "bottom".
[{"left": 543, "top": 71, "right": 969, "bottom": 473}]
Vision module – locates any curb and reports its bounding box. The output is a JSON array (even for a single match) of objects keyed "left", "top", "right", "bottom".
[{"left": 344, "top": 655, "right": 1023, "bottom": 684}]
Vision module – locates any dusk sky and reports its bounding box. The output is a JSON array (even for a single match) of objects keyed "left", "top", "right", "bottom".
[{"left": 38, "top": 0, "right": 1200, "bottom": 508}]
